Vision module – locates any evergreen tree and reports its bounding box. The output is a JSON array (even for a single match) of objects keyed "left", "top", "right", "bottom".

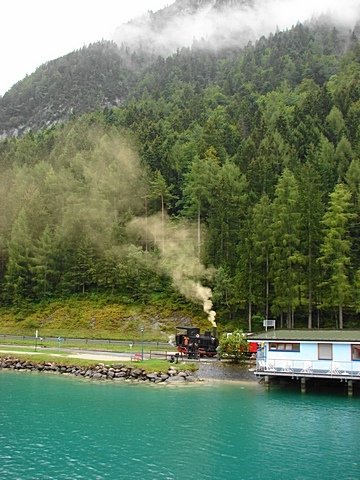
[
  {"left": 318, "top": 183, "right": 354, "bottom": 328},
  {"left": 206, "top": 159, "right": 248, "bottom": 273},
  {"left": 297, "top": 162, "right": 325, "bottom": 328},
  {"left": 31, "top": 226, "right": 58, "bottom": 299},
  {"left": 4, "top": 209, "right": 34, "bottom": 303},
  {"left": 250, "top": 194, "right": 273, "bottom": 321},
  {"left": 326, "top": 106, "right": 346, "bottom": 144},
  {"left": 336, "top": 136, "right": 353, "bottom": 181},
  {"left": 150, "top": 170, "right": 174, "bottom": 252},
  {"left": 270, "top": 169, "right": 302, "bottom": 328},
  {"left": 182, "top": 149, "right": 221, "bottom": 257},
  {"left": 61, "top": 235, "right": 98, "bottom": 294}
]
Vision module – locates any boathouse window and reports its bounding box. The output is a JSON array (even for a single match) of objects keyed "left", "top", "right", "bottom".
[
  {"left": 269, "top": 343, "right": 300, "bottom": 352},
  {"left": 351, "top": 345, "right": 360, "bottom": 361},
  {"left": 318, "top": 343, "right": 332, "bottom": 360}
]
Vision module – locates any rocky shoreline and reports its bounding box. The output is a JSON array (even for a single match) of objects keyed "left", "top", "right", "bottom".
[{"left": 0, "top": 356, "right": 197, "bottom": 384}]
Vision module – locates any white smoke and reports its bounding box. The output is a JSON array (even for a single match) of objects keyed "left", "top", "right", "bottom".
[
  {"left": 199, "top": 286, "right": 217, "bottom": 327},
  {"left": 129, "top": 213, "right": 217, "bottom": 327},
  {"left": 113, "top": 0, "right": 360, "bottom": 55}
]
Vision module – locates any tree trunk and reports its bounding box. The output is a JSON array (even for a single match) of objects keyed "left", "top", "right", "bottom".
[
  {"left": 197, "top": 203, "right": 201, "bottom": 259},
  {"left": 161, "top": 194, "right": 165, "bottom": 252},
  {"left": 248, "top": 301, "right": 252, "bottom": 332},
  {"left": 339, "top": 304, "right": 343, "bottom": 329},
  {"left": 308, "top": 242, "right": 313, "bottom": 329},
  {"left": 308, "top": 288, "right": 313, "bottom": 329},
  {"left": 287, "top": 307, "right": 291, "bottom": 328},
  {"left": 265, "top": 253, "right": 269, "bottom": 320},
  {"left": 144, "top": 196, "right": 148, "bottom": 252}
]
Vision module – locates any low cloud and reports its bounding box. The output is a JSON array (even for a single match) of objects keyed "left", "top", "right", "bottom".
[{"left": 113, "top": 0, "right": 360, "bottom": 54}]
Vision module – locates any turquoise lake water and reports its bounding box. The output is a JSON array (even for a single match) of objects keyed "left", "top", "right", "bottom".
[{"left": 0, "top": 372, "right": 359, "bottom": 480}]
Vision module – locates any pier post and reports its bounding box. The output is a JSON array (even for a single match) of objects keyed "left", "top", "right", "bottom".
[
  {"left": 300, "top": 377, "right": 306, "bottom": 394},
  {"left": 264, "top": 375, "right": 270, "bottom": 390},
  {"left": 347, "top": 380, "right": 353, "bottom": 397}
]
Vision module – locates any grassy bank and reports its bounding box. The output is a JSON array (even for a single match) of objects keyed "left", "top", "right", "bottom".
[
  {"left": 0, "top": 295, "right": 211, "bottom": 341},
  {"left": 0, "top": 352, "right": 198, "bottom": 373}
]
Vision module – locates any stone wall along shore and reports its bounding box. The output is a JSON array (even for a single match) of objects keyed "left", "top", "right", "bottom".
[{"left": 0, "top": 356, "right": 197, "bottom": 384}]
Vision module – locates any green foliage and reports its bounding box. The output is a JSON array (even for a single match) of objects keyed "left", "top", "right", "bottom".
[
  {"left": 318, "top": 183, "right": 355, "bottom": 328},
  {"left": 0, "top": 294, "right": 208, "bottom": 339},
  {"left": 1, "top": 21, "right": 360, "bottom": 331},
  {"left": 270, "top": 169, "right": 302, "bottom": 327},
  {"left": 218, "top": 329, "right": 248, "bottom": 363}
]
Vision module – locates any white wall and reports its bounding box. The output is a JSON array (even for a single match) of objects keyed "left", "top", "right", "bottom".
[{"left": 264, "top": 342, "right": 359, "bottom": 373}]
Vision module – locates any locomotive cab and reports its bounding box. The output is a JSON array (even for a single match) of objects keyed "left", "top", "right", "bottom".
[{"left": 175, "top": 326, "right": 218, "bottom": 358}]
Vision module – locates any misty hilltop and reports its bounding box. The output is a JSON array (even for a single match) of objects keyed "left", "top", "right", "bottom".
[
  {"left": 1, "top": 0, "right": 359, "bottom": 137},
  {"left": 115, "top": 0, "right": 359, "bottom": 54}
]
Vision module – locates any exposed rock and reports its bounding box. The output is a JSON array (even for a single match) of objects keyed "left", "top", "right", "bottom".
[
  {"left": 0, "top": 356, "right": 198, "bottom": 385},
  {"left": 166, "top": 375, "right": 186, "bottom": 383}
]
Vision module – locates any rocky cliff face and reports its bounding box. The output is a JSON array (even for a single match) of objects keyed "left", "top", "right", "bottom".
[{"left": 0, "top": 41, "right": 140, "bottom": 138}]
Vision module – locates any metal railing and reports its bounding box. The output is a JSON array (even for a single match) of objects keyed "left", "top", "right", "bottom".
[{"left": 256, "top": 358, "right": 360, "bottom": 377}]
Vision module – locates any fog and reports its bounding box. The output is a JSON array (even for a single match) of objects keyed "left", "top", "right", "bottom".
[{"left": 113, "top": 0, "right": 360, "bottom": 54}]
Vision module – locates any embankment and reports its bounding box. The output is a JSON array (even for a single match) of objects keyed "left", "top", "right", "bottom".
[{"left": 0, "top": 356, "right": 196, "bottom": 384}]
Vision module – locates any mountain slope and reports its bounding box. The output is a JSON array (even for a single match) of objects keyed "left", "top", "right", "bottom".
[
  {"left": 0, "top": 0, "right": 359, "bottom": 138},
  {"left": 0, "top": 41, "right": 142, "bottom": 137}
]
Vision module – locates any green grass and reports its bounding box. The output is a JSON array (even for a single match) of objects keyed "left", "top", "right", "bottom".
[
  {"left": 0, "top": 294, "right": 211, "bottom": 341},
  {"left": 0, "top": 352, "right": 198, "bottom": 373},
  {"left": 0, "top": 352, "right": 100, "bottom": 368},
  {"left": 0, "top": 338, "right": 177, "bottom": 354}
]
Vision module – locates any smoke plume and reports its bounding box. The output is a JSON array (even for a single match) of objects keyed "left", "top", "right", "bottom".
[{"left": 129, "top": 213, "right": 217, "bottom": 327}]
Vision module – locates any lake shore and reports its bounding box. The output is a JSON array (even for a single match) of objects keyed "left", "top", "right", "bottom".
[{"left": 0, "top": 352, "right": 258, "bottom": 385}]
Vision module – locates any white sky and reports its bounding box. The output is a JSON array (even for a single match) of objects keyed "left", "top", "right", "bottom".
[
  {"left": 1, "top": 0, "right": 359, "bottom": 97},
  {"left": 0, "top": 0, "right": 170, "bottom": 96}
]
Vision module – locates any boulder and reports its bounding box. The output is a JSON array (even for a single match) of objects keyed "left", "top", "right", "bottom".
[{"left": 166, "top": 375, "right": 186, "bottom": 383}]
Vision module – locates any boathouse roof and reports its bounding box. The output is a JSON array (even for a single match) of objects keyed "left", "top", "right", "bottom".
[{"left": 250, "top": 329, "right": 360, "bottom": 342}]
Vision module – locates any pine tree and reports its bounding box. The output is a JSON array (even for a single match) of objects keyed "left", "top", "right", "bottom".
[
  {"left": 182, "top": 148, "right": 220, "bottom": 257},
  {"left": 318, "top": 183, "right": 354, "bottom": 328},
  {"left": 207, "top": 159, "right": 248, "bottom": 273},
  {"left": 250, "top": 194, "right": 273, "bottom": 321},
  {"left": 150, "top": 170, "right": 174, "bottom": 252},
  {"left": 31, "top": 226, "right": 58, "bottom": 299},
  {"left": 297, "top": 162, "right": 325, "bottom": 328},
  {"left": 270, "top": 169, "right": 302, "bottom": 328},
  {"left": 4, "top": 209, "right": 34, "bottom": 303}
]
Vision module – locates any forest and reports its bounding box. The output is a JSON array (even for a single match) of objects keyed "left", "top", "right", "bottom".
[{"left": 1, "top": 21, "right": 360, "bottom": 332}]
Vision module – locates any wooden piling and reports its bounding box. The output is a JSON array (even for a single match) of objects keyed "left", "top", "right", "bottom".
[{"left": 301, "top": 377, "right": 306, "bottom": 394}]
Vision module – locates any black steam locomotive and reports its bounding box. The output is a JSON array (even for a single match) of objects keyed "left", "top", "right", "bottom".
[{"left": 175, "top": 326, "right": 218, "bottom": 358}]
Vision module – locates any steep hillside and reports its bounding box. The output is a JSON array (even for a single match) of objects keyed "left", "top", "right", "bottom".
[
  {"left": 1, "top": 3, "right": 360, "bottom": 332},
  {"left": 0, "top": 296, "right": 211, "bottom": 339},
  {"left": 1, "top": 0, "right": 358, "bottom": 138},
  {"left": 0, "top": 41, "right": 145, "bottom": 137}
]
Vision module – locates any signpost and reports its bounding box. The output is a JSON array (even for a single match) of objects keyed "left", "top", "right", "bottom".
[
  {"left": 35, "top": 329, "right": 39, "bottom": 351},
  {"left": 140, "top": 326, "right": 144, "bottom": 361},
  {"left": 263, "top": 319, "right": 276, "bottom": 332}
]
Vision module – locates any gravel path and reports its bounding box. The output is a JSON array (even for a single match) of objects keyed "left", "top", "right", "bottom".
[{"left": 196, "top": 361, "right": 257, "bottom": 382}]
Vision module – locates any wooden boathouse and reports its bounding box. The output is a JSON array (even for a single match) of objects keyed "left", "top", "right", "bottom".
[{"left": 249, "top": 330, "right": 360, "bottom": 395}]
